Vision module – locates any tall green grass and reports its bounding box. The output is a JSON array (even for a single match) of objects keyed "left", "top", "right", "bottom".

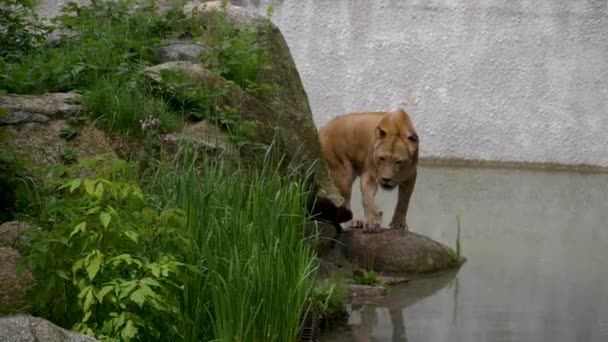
[{"left": 145, "top": 147, "right": 320, "bottom": 341}]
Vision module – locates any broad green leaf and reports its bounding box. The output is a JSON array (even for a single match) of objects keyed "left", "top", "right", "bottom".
[
  {"left": 69, "top": 221, "right": 86, "bottom": 239},
  {"left": 94, "top": 182, "right": 104, "bottom": 199},
  {"left": 129, "top": 288, "right": 145, "bottom": 307},
  {"left": 56, "top": 269, "right": 70, "bottom": 280},
  {"left": 124, "top": 230, "right": 138, "bottom": 243},
  {"left": 111, "top": 159, "right": 128, "bottom": 174},
  {"left": 84, "top": 179, "right": 96, "bottom": 196},
  {"left": 118, "top": 281, "right": 138, "bottom": 299},
  {"left": 82, "top": 287, "right": 96, "bottom": 311},
  {"left": 69, "top": 179, "right": 82, "bottom": 192},
  {"left": 148, "top": 264, "right": 160, "bottom": 278},
  {"left": 140, "top": 278, "right": 161, "bottom": 287},
  {"left": 73, "top": 258, "right": 84, "bottom": 273},
  {"left": 85, "top": 250, "right": 104, "bottom": 281},
  {"left": 85, "top": 206, "right": 101, "bottom": 215},
  {"left": 96, "top": 285, "right": 114, "bottom": 303},
  {"left": 132, "top": 186, "right": 144, "bottom": 201},
  {"left": 83, "top": 310, "right": 92, "bottom": 323},
  {"left": 121, "top": 320, "right": 137, "bottom": 340},
  {"left": 99, "top": 212, "right": 111, "bottom": 228}
]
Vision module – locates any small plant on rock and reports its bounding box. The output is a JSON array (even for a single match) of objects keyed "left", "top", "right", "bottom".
[{"left": 352, "top": 269, "right": 379, "bottom": 285}]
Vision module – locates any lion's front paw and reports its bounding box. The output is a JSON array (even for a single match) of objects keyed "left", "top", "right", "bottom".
[
  {"left": 346, "top": 219, "right": 365, "bottom": 229},
  {"left": 389, "top": 221, "right": 409, "bottom": 232},
  {"left": 362, "top": 222, "right": 382, "bottom": 233}
]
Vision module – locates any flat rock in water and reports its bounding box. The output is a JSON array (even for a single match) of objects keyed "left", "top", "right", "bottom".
[{"left": 339, "top": 229, "right": 464, "bottom": 275}]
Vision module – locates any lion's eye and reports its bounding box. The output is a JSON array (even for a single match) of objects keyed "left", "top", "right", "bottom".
[
  {"left": 408, "top": 134, "right": 419, "bottom": 143},
  {"left": 379, "top": 157, "right": 386, "bottom": 162},
  {"left": 395, "top": 160, "right": 403, "bottom": 165}
]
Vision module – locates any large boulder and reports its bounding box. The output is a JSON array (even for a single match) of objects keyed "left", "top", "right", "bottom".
[
  {"left": 0, "top": 222, "right": 37, "bottom": 315},
  {"left": 0, "top": 315, "right": 99, "bottom": 342},
  {"left": 182, "top": 1, "right": 351, "bottom": 224},
  {"left": 145, "top": 60, "right": 350, "bottom": 224},
  {"left": 0, "top": 221, "right": 36, "bottom": 253},
  {"left": 0, "top": 93, "right": 117, "bottom": 167},
  {"left": 339, "top": 229, "right": 465, "bottom": 275},
  {"left": 0, "top": 247, "right": 35, "bottom": 315}
]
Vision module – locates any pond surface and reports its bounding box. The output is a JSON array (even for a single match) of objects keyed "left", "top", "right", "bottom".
[{"left": 322, "top": 165, "right": 608, "bottom": 342}]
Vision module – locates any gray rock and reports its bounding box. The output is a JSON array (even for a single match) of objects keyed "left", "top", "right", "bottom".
[
  {"left": 158, "top": 38, "right": 208, "bottom": 63},
  {"left": 348, "top": 284, "right": 386, "bottom": 299},
  {"left": 171, "top": 1, "right": 354, "bottom": 225},
  {"left": 0, "top": 315, "right": 99, "bottom": 342},
  {"left": 0, "top": 221, "right": 37, "bottom": 253},
  {"left": 339, "top": 229, "right": 465, "bottom": 275},
  {"left": 161, "top": 120, "right": 237, "bottom": 157},
  {"left": 0, "top": 93, "right": 83, "bottom": 125},
  {"left": 0, "top": 247, "right": 35, "bottom": 315}
]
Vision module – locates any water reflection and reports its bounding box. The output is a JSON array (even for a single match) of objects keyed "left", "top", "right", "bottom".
[{"left": 323, "top": 166, "right": 608, "bottom": 342}]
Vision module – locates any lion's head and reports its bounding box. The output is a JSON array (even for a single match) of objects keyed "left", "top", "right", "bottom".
[{"left": 371, "top": 109, "right": 419, "bottom": 190}]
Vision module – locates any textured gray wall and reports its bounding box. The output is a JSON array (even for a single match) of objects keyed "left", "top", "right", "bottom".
[{"left": 242, "top": 0, "right": 608, "bottom": 167}]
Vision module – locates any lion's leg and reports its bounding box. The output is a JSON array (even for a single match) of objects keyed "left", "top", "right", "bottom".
[
  {"left": 330, "top": 162, "right": 355, "bottom": 210},
  {"left": 359, "top": 172, "right": 382, "bottom": 233},
  {"left": 389, "top": 174, "right": 417, "bottom": 232}
]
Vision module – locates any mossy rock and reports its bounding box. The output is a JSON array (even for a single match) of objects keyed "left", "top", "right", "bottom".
[
  {"left": 339, "top": 229, "right": 465, "bottom": 275},
  {"left": 0, "top": 93, "right": 117, "bottom": 168},
  {"left": 183, "top": 1, "right": 351, "bottom": 224}
]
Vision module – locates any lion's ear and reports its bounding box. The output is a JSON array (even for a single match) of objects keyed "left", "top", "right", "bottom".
[{"left": 375, "top": 127, "right": 387, "bottom": 139}]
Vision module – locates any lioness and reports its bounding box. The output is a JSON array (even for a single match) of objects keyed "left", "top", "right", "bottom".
[{"left": 318, "top": 108, "right": 418, "bottom": 233}]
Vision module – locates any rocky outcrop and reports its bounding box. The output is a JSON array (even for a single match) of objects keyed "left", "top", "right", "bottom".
[
  {"left": 0, "top": 315, "right": 99, "bottom": 342},
  {"left": 0, "top": 221, "right": 37, "bottom": 314},
  {"left": 157, "top": 38, "right": 209, "bottom": 63},
  {"left": 0, "top": 247, "right": 35, "bottom": 315},
  {"left": 0, "top": 93, "right": 116, "bottom": 167},
  {"left": 0, "top": 220, "right": 36, "bottom": 253},
  {"left": 184, "top": 1, "right": 351, "bottom": 224},
  {"left": 339, "top": 229, "right": 465, "bottom": 275},
  {"left": 145, "top": 59, "right": 350, "bottom": 224}
]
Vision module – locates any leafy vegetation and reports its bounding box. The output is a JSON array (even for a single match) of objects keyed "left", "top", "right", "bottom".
[
  {"left": 0, "top": 0, "right": 50, "bottom": 62},
  {"left": 311, "top": 278, "right": 349, "bottom": 331},
  {"left": 352, "top": 269, "right": 379, "bottom": 285},
  {"left": 19, "top": 158, "right": 191, "bottom": 341},
  {"left": 1, "top": 0, "right": 346, "bottom": 340},
  {"left": 0, "top": 0, "right": 272, "bottom": 143}
]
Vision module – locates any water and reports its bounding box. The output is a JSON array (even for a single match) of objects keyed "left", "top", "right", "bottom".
[{"left": 322, "top": 165, "right": 608, "bottom": 342}]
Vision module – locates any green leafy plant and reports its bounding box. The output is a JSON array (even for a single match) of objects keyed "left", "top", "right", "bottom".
[
  {"left": 197, "top": 0, "right": 272, "bottom": 96},
  {"left": 0, "top": 0, "right": 51, "bottom": 59},
  {"left": 59, "top": 127, "right": 79, "bottom": 141},
  {"left": 20, "top": 158, "right": 191, "bottom": 341},
  {"left": 311, "top": 278, "right": 348, "bottom": 331},
  {"left": 352, "top": 269, "right": 379, "bottom": 285},
  {"left": 62, "top": 148, "right": 79, "bottom": 164}
]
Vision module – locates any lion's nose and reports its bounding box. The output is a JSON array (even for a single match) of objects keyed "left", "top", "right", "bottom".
[{"left": 381, "top": 177, "right": 391, "bottom": 183}]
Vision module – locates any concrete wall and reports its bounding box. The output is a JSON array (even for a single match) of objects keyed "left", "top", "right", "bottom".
[{"left": 240, "top": 0, "right": 608, "bottom": 167}]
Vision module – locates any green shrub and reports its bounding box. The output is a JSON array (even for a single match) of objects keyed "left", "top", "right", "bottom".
[
  {"left": 352, "top": 269, "right": 379, "bottom": 285},
  {"left": 197, "top": 0, "right": 273, "bottom": 96},
  {"left": 311, "top": 278, "right": 348, "bottom": 331},
  {"left": 0, "top": 0, "right": 50, "bottom": 59},
  {"left": 20, "top": 158, "right": 191, "bottom": 341}
]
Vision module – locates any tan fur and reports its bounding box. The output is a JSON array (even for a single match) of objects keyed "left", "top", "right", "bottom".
[{"left": 319, "top": 108, "right": 418, "bottom": 233}]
